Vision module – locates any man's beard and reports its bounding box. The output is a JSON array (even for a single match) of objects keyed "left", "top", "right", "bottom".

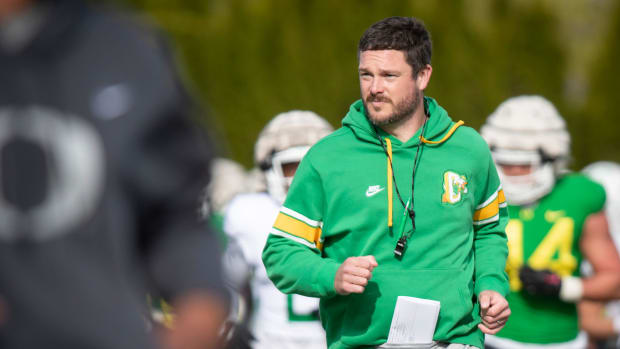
[{"left": 364, "top": 88, "right": 421, "bottom": 127}]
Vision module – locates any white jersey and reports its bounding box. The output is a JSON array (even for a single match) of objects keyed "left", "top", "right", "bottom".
[{"left": 223, "top": 192, "right": 326, "bottom": 349}]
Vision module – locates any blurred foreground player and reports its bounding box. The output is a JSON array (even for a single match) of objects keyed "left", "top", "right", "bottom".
[
  {"left": 0, "top": 0, "right": 228, "bottom": 348},
  {"left": 223, "top": 111, "right": 333, "bottom": 349},
  {"left": 481, "top": 96, "right": 620, "bottom": 349}
]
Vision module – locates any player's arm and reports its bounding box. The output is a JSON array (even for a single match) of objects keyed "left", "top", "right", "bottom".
[
  {"left": 579, "top": 211, "right": 620, "bottom": 300},
  {"left": 578, "top": 300, "right": 620, "bottom": 340}
]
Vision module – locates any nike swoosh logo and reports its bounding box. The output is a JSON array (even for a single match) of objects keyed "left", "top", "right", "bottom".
[
  {"left": 545, "top": 210, "right": 565, "bottom": 222},
  {"left": 366, "top": 187, "right": 385, "bottom": 197}
]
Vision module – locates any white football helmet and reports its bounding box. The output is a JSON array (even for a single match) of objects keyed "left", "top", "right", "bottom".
[
  {"left": 481, "top": 95, "right": 570, "bottom": 205},
  {"left": 582, "top": 161, "right": 620, "bottom": 251},
  {"left": 254, "top": 110, "right": 333, "bottom": 204}
]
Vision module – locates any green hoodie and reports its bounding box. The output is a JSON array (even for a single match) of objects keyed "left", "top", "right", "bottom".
[{"left": 263, "top": 97, "right": 509, "bottom": 349}]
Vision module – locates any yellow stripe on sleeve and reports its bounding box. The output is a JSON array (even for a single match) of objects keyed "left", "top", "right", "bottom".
[
  {"left": 273, "top": 212, "right": 322, "bottom": 247},
  {"left": 473, "top": 195, "right": 500, "bottom": 222},
  {"left": 498, "top": 189, "right": 506, "bottom": 204}
]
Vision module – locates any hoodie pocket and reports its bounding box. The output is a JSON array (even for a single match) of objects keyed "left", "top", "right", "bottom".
[{"left": 340, "top": 267, "right": 475, "bottom": 346}]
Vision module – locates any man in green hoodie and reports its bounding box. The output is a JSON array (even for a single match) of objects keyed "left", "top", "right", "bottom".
[{"left": 262, "top": 16, "right": 510, "bottom": 349}]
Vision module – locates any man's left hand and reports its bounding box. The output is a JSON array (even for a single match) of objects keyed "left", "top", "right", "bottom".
[{"left": 477, "top": 290, "right": 510, "bottom": 335}]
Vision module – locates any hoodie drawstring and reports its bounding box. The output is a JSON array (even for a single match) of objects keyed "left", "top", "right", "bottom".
[
  {"left": 385, "top": 138, "right": 393, "bottom": 227},
  {"left": 420, "top": 120, "right": 464, "bottom": 144}
]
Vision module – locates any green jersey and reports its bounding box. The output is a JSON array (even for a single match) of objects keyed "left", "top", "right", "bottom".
[{"left": 496, "top": 174, "right": 605, "bottom": 344}]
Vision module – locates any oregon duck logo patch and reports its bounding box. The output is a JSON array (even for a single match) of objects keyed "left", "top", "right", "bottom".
[{"left": 442, "top": 171, "right": 468, "bottom": 204}]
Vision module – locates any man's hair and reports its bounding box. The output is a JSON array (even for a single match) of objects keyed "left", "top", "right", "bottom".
[{"left": 358, "top": 16, "right": 432, "bottom": 76}]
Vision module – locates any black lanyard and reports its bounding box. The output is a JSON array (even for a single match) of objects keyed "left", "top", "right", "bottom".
[{"left": 374, "top": 115, "right": 428, "bottom": 257}]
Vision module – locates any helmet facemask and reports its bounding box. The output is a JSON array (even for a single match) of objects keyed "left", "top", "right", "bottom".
[
  {"left": 492, "top": 148, "right": 555, "bottom": 206},
  {"left": 263, "top": 146, "right": 310, "bottom": 204}
]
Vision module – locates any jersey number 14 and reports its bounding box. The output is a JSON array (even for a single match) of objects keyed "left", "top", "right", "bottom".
[{"left": 505, "top": 217, "right": 578, "bottom": 292}]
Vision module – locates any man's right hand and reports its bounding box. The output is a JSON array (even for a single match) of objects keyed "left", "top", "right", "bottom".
[{"left": 334, "top": 256, "right": 378, "bottom": 295}]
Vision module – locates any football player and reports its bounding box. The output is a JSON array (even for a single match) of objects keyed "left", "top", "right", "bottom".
[
  {"left": 223, "top": 110, "right": 333, "bottom": 349},
  {"left": 480, "top": 96, "right": 620, "bottom": 349}
]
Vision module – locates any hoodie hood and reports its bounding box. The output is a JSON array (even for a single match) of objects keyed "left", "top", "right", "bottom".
[
  {"left": 342, "top": 96, "right": 460, "bottom": 147},
  {"left": 342, "top": 96, "right": 464, "bottom": 229}
]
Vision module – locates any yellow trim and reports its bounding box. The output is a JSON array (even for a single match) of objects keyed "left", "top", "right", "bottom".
[
  {"left": 420, "top": 120, "right": 464, "bottom": 144},
  {"left": 473, "top": 196, "right": 500, "bottom": 221},
  {"left": 386, "top": 138, "right": 393, "bottom": 227},
  {"left": 498, "top": 189, "right": 506, "bottom": 204},
  {"left": 273, "top": 213, "right": 322, "bottom": 246}
]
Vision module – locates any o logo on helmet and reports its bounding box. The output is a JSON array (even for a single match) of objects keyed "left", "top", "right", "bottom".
[{"left": 0, "top": 106, "right": 105, "bottom": 242}]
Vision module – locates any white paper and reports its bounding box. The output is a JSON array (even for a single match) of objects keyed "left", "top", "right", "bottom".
[{"left": 386, "top": 296, "right": 440, "bottom": 345}]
